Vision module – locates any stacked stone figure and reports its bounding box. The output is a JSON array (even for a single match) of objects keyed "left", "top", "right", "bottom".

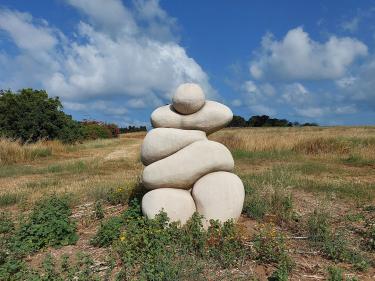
[{"left": 141, "top": 83, "right": 245, "bottom": 227}]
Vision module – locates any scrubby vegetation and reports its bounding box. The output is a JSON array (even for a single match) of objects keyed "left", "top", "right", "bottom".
[{"left": 0, "top": 127, "right": 374, "bottom": 280}]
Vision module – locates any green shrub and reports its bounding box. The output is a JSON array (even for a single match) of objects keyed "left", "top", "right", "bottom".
[
  {"left": 91, "top": 216, "right": 124, "bottom": 247},
  {"left": 113, "top": 200, "right": 248, "bottom": 280},
  {"left": 0, "top": 89, "right": 83, "bottom": 143},
  {"left": 81, "top": 123, "right": 112, "bottom": 140},
  {"left": 243, "top": 183, "right": 294, "bottom": 224},
  {"left": 327, "top": 266, "right": 359, "bottom": 281},
  {"left": 0, "top": 252, "right": 107, "bottom": 281},
  {"left": 0, "top": 212, "right": 14, "bottom": 234},
  {"left": 307, "top": 209, "right": 330, "bottom": 242},
  {"left": 268, "top": 265, "right": 289, "bottom": 281},
  {"left": 253, "top": 224, "right": 294, "bottom": 277},
  {"left": 327, "top": 267, "right": 345, "bottom": 281},
  {"left": 206, "top": 219, "right": 247, "bottom": 267},
  {"left": 363, "top": 220, "right": 375, "bottom": 251},
  {"left": 13, "top": 195, "right": 78, "bottom": 253},
  {"left": 243, "top": 188, "right": 269, "bottom": 220},
  {"left": 307, "top": 209, "right": 369, "bottom": 270},
  {"left": 93, "top": 200, "right": 105, "bottom": 220}
]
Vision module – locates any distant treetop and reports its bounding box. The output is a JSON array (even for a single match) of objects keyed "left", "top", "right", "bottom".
[{"left": 227, "top": 115, "right": 318, "bottom": 128}]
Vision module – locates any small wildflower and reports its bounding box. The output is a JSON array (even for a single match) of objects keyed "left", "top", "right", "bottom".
[{"left": 120, "top": 235, "right": 125, "bottom": 241}]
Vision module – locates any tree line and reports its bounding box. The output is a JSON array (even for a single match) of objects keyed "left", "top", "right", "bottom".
[
  {"left": 0, "top": 89, "right": 145, "bottom": 143},
  {"left": 228, "top": 115, "right": 318, "bottom": 127}
]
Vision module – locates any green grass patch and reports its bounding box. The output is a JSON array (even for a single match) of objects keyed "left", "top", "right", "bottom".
[
  {"left": 307, "top": 209, "right": 370, "bottom": 271},
  {"left": 0, "top": 192, "right": 25, "bottom": 207},
  {"left": 242, "top": 181, "right": 295, "bottom": 224},
  {"left": 89, "top": 180, "right": 144, "bottom": 205},
  {"left": 287, "top": 162, "right": 334, "bottom": 175},
  {"left": 29, "top": 147, "right": 52, "bottom": 159},
  {"left": 46, "top": 160, "right": 92, "bottom": 174},
  {"left": 23, "top": 178, "right": 60, "bottom": 190},
  {"left": 327, "top": 266, "right": 359, "bottom": 281},
  {"left": 0, "top": 165, "right": 41, "bottom": 178},
  {"left": 342, "top": 154, "right": 375, "bottom": 167},
  {"left": 0, "top": 159, "right": 100, "bottom": 178},
  {"left": 232, "top": 149, "right": 296, "bottom": 161},
  {"left": 241, "top": 166, "right": 375, "bottom": 201}
]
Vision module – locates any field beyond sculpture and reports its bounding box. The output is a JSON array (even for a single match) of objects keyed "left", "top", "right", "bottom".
[{"left": 0, "top": 126, "right": 374, "bottom": 280}]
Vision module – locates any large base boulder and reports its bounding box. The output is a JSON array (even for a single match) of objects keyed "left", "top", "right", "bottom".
[
  {"left": 192, "top": 171, "right": 245, "bottom": 228},
  {"left": 141, "top": 188, "right": 196, "bottom": 224}
]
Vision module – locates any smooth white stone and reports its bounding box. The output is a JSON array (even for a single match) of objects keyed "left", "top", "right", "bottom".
[
  {"left": 142, "top": 140, "right": 234, "bottom": 190},
  {"left": 192, "top": 171, "right": 245, "bottom": 228},
  {"left": 172, "top": 83, "right": 205, "bottom": 114},
  {"left": 151, "top": 101, "right": 233, "bottom": 135},
  {"left": 141, "top": 128, "right": 206, "bottom": 166},
  {"left": 141, "top": 188, "right": 196, "bottom": 224}
]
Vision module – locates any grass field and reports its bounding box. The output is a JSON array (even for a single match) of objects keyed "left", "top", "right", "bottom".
[{"left": 0, "top": 127, "right": 374, "bottom": 280}]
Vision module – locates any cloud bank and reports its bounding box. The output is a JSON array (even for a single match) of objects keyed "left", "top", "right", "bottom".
[
  {"left": 0, "top": 0, "right": 214, "bottom": 125},
  {"left": 232, "top": 26, "right": 375, "bottom": 124},
  {"left": 250, "top": 27, "right": 367, "bottom": 81}
]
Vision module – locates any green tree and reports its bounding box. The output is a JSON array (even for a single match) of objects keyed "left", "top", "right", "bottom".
[
  {"left": 0, "top": 89, "right": 82, "bottom": 143},
  {"left": 228, "top": 115, "right": 247, "bottom": 127}
]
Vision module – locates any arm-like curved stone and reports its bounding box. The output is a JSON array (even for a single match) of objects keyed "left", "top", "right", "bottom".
[
  {"left": 151, "top": 101, "right": 233, "bottom": 135},
  {"left": 192, "top": 171, "right": 244, "bottom": 229},
  {"left": 142, "top": 140, "right": 234, "bottom": 190},
  {"left": 142, "top": 188, "right": 196, "bottom": 224},
  {"left": 141, "top": 128, "right": 207, "bottom": 166}
]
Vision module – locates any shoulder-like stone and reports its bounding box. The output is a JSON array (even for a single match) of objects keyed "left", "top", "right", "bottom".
[
  {"left": 192, "top": 171, "right": 244, "bottom": 228},
  {"left": 172, "top": 83, "right": 205, "bottom": 114},
  {"left": 142, "top": 140, "right": 234, "bottom": 190},
  {"left": 141, "top": 128, "right": 206, "bottom": 166},
  {"left": 151, "top": 101, "right": 233, "bottom": 135},
  {"left": 141, "top": 188, "right": 196, "bottom": 224}
]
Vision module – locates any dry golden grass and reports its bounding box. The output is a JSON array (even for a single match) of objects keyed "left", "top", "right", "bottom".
[
  {"left": 0, "top": 133, "right": 143, "bottom": 205},
  {"left": 0, "top": 138, "right": 69, "bottom": 165},
  {"left": 1, "top": 127, "right": 374, "bottom": 207},
  {"left": 210, "top": 126, "right": 375, "bottom": 157}
]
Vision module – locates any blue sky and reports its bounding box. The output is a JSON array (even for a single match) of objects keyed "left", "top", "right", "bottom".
[{"left": 1, "top": 0, "right": 375, "bottom": 126}]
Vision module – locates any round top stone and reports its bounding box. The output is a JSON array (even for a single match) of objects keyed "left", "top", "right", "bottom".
[{"left": 172, "top": 83, "right": 205, "bottom": 114}]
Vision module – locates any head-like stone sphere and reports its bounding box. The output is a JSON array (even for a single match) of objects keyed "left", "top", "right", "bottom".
[{"left": 172, "top": 83, "right": 205, "bottom": 115}]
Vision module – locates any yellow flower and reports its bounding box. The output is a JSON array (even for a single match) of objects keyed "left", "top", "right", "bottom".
[{"left": 120, "top": 235, "right": 126, "bottom": 241}]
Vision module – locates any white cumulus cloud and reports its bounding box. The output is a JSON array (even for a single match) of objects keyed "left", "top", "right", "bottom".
[
  {"left": 250, "top": 27, "right": 368, "bottom": 81},
  {"left": 0, "top": 0, "right": 215, "bottom": 123}
]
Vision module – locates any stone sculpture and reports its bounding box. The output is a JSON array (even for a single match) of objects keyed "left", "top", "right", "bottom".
[{"left": 141, "top": 83, "right": 245, "bottom": 227}]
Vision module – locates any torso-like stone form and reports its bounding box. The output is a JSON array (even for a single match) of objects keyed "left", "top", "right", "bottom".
[
  {"left": 141, "top": 128, "right": 206, "bottom": 166},
  {"left": 192, "top": 171, "right": 245, "bottom": 228},
  {"left": 140, "top": 83, "right": 244, "bottom": 226},
  {"left": 142, "top": 188, "right": 196, "bottom": 224},
  {"left": 142, "top": 140, "right": 234, "bottom": 190},
  {"left": 172, "top": 83, "right": 205, "bottom": 114},
  {"left": 151, "top": 101, "right": 233, "bottom": 135}
]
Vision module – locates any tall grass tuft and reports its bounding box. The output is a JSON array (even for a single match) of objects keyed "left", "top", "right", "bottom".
[{"left": 0, "top": 138, "right": 67, "bottom": 165}]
